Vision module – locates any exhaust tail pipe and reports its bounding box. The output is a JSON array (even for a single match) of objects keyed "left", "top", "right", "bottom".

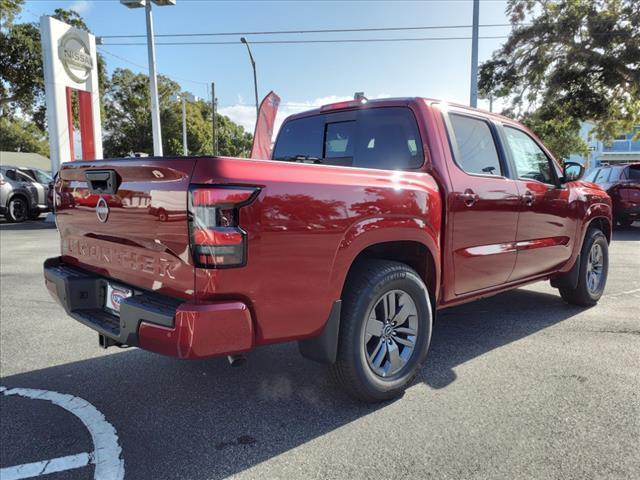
[{"left": 227, "top": 354, "right": 246, "bottom": 367}]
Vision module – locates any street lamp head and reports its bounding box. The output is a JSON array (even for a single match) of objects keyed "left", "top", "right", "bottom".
[
  {"left": 240, "top": 37, "right": 247, "bottom": 44},
  {"left": 120, "top": 0, "right": 176, "bottom": 7}
]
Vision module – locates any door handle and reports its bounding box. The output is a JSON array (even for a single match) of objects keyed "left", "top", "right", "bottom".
[
  {"left": 459, "top": 189, "right": 479, "bottom": 207},
  {"left": 522, "top": 190, "right": 534, "bottom": 207}
]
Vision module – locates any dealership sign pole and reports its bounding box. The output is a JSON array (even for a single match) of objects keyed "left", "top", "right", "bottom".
[{"left": 40, "top": 16, "right": 103, "bottom": 173}]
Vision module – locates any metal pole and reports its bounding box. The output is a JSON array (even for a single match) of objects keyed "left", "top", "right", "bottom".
[
  {"left": 469, "top": 0, "right": 480, "bottom": 108},
  {"left": 241, "top": 38, "right": 259, "bottom": 118},
  {"left": 489, "top": 93, "right": 493, "bottom": 112},
  {"left": 145, "top": 1, "right": 163, "bottom": 156},
  {"left": 181, "top": 96, "right": 187, "bottom": 156},
  {"left": 211, "top": 82, "right": 218, "bottom": 155}
]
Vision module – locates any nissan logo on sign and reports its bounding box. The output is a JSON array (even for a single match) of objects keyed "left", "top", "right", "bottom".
[
  {"left": 96, "top": 197, "right": 110, "bottom": 223},
  {"left": 58, "top": 33, "right": 93, "bottom": 83}
]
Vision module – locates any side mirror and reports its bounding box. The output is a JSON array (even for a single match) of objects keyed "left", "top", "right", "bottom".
[{"left": 562, "top": 161, "right": 585, "bottom": 183}]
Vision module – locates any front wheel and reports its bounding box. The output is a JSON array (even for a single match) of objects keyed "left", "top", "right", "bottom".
[
  {"left": 331, "top": 260, "right": 432, "bottom": 403},
  {"left": 558, "top": 229, "right": 609, "bottom": 306},
  {"left": 6, "top": 197, "right": 29, "bottom": 223}
]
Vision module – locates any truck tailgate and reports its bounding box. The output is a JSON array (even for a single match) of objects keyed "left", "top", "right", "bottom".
[{"left": 55, "top": 158, "right": 196, "bottom": 301}]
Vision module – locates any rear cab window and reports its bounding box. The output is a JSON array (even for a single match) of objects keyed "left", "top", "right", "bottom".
[
  {"left": 272, "top": 107, "right": 424, "bottom": 171},
  {"left": 446, "top": 113, "right": 503, "bottom": 176}
]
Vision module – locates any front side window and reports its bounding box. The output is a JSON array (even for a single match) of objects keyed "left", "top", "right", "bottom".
[
  {"left": 594, "top": 168, "right": 612, "bottom": 184},
  {"left": 504, "top": 127, "right": 555, "bottom": 184},
  {"left": 448, "top": 114, "right": 502, "bottom": 176},
  {"left": 583, "top": 169, "right": 600, "bottom": 182},
  {"left": 34, "top": 169, "right": 53, "bottom": 184}
]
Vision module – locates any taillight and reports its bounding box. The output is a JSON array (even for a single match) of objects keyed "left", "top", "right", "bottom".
[{"left": 189, "top": 185, "right": 259, "bottom": 268}]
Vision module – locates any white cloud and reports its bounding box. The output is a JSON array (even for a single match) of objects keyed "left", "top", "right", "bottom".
[
  {"left": 69, "top": 0, "right": 91, "bottom": 14},
  {"left": 218, "top": 93, "right": 391, "bottom": 138}
]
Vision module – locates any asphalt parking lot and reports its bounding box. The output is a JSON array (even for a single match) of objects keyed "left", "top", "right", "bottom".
[{"left": 1, "top": 219, "right": 639, "bottom": 480}]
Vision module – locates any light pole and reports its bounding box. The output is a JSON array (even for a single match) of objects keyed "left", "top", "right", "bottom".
[
  {"left": 240, "top": 37, "right": 259, "bottom": 118},
  {"left": 120, "top": 0, "right": 176, "bottom": 156},
  {"left": 171, "top": 93, "right": 197, "bottom": 156},
  {"left": 469, "top": 0, "right": 480, "bottom": 108}
]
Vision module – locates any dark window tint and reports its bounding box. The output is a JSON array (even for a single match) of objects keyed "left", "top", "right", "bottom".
[
  {"left": 273, "top": 107, "right": 423, "bottom": 170},
  {"left": 504, "top": 127, "right": 555, "bottom": 184},
  {"left": 354, "top": 108, "right": 423, "bottom": 170},
  {"left": 325, "top": 122, "right": 355, "bottom": 162},
  {"left": 628, "top": 165, "right": 640, "bottom": 180},
  {"left": 272, "top": 115, "right": 323, "bottom": 161},
  {"left": 449, "top": 114, "right": 502, "bottom": 176}
]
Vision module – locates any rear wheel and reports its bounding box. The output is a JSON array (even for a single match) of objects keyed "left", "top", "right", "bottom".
[
  {"left": 6, "top": 197, "right": 28, "bottom": 223},
  {"left": 558, "top": 229, "right": 608, "bottom": 306},
  {"left": 331, "top": 260, "right": 432, "bottom": 403}
]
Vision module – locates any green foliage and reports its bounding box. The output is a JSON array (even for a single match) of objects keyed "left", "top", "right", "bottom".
[
  {"left": 103, "top": 68, "right": 252, "bottom": 158},
  {"left": 0, "top": 115, "right": 49, "bottom": 156},
  {"left": 1, "top": 3, "right": 252, "bottom": 159},
  {"left": 0, "top": 6, "right": 109, "bottom": 131},
  {"left": 479, "top": 0, "right": 640, "bottom": 158}
]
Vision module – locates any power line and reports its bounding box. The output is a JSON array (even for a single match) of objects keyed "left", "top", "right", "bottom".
[
  {"left": 103, "top": 35, "right": 510, "bottom": 46},
  {"left": 99, "top": 23, "right": 519, "bottom": 39}
]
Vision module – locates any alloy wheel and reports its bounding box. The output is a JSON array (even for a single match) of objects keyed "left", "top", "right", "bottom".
[{"left": 363, "top": 289, "right": 419, "bottom": 378}]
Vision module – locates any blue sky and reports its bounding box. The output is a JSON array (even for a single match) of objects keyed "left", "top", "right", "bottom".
[{"left": 21, "top": 0, "right": 512, "bottom": 132}]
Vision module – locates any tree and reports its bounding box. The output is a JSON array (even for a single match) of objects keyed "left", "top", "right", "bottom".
[
  {"left": 103, "top": 68, "right": 252, "bottom": 158},
  {"left": 479, "top": 0, "right": 640, "bottom": 159},
  {"left": 0, "top": 115, "right": 49, "bottom": 155},
  {"left": 0, "top": 2, "right": 108, "bottom": 130}
]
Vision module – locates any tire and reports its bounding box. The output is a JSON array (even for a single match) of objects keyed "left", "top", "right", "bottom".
[
  {"left": 6, "top": 197, "right": 29, "bottom": 223},
  {"left": 29, "top": 210, "right": 41, "bottom": 220},
  {"left": 158, "top": 209, "right": 168, "bottom": 222},
  {"left": 331, "top": 260, "right": 433, "bottom": 403},
  {"left": 617, "top": 216, "right": 634, "bottom": 228},
  {"left": 558, "top": 229, "right": 608, "bottom": 306}
]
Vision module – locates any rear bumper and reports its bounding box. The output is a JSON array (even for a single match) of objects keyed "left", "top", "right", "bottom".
[{"left": 43, "top": 257, "right": 253, "bottom": 359}]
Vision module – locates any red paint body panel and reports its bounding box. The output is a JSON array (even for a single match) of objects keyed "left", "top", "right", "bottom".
[
  {"left": 138, "top": 301, "right": 253, "bottom": 359},
  {"left": 52, "top": 97, "right": 612, "bottom": 359}
]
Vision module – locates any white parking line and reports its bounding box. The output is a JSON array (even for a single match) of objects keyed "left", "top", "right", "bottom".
[
  {"left": 0, "top": 453, "right": 91, "bottom": 480},
  {"left": 0, "top": 386, "right": 124, "bottom": 480}
]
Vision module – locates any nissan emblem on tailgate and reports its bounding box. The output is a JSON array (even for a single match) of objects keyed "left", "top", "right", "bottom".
[{"left": 96, "top": 196, "right": 109, "bottom": 223}]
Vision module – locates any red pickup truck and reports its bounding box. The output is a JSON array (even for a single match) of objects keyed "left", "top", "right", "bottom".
[{"left": 44, "top": 98, "right": 612, "bottom": 402}]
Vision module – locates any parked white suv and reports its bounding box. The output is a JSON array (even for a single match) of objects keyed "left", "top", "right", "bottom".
[{"left": 0, "top": 166, "right": 53, "bottom": 222}]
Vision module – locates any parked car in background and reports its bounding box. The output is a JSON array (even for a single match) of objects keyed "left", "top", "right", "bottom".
[
  {"left": 584, "top": 163, "right": 640, "bottom": 227},
  {"left": 0, "top": 166, "right": 53, "bottom": 222}
]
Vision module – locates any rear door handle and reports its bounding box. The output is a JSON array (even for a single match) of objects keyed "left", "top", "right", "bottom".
[
  {"left": 459, "top": 189, "right": 479, "bottom": 207},
  {"left": 522, "top": 190, "right": 534, "bottom": 206}
]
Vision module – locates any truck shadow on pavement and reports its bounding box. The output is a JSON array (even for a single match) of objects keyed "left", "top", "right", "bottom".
[
  {"left": 0, "top": 218, "right": 56, "bottom": 230},
  {"left": 0, "top": 287, "right": 584, "bottom": 479}
]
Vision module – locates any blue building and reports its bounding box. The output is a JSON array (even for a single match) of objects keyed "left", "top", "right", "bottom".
[{"left": 569, "top": 122, "right": 640, "bottom": 170}]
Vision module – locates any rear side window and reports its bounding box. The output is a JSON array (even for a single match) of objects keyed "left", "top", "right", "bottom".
[
  {"left": 273, "top": 107, "right": 423, "bottom": 170},
  {"left": 448, "top": 114, "right": 502, "bottom": 176},
  {"left": 353, "top": 108, "right": 423, "bottom": 170},
  {"left": 272, "top": 115, "right": 324, "bottom": 161},
  {"left": 628, "top": 165, "right": 640, "bottom": 180}
]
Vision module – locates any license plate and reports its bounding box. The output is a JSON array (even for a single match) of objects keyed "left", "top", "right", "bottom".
[{"left": 105, "top": 283, "right": 133, "bottom": 314}]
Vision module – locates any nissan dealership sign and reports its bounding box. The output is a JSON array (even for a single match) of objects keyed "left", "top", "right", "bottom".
[
  {"left": 58, "top": 34, "right": 94, "bottom": 83},
  {"left": 40, "top": 16, "right": 103, "bottom": 172}
]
